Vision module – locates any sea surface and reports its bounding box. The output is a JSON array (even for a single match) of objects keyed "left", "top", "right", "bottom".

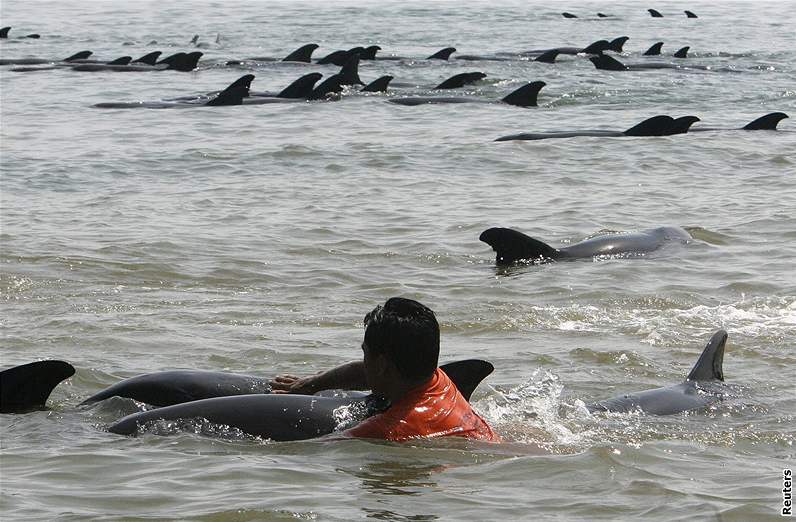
[{"left": 1, "top": 0, "right": 795, "bottom": 520}]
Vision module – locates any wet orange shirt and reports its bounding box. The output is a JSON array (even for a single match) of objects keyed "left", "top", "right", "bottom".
[{"left": 346, "top": 368, "right": 500, "bottom": 442}]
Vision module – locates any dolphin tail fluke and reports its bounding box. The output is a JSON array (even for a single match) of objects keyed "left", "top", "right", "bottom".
[
  {"left": 643, "top": 42, "right": 664, "bottom": 56},
  {"left": 361, "top": 75, "right": 393, "bottom": 93},
  {"left": 0, "top": 360, "right": 75, "bottom": 413},
  {"left": 0, "top": 27, "right": 10, "bottom": 38},
  {"left": 686, "top": 330, "right": 727, "bottom": 381},
  {"left": 277, "top": 72, "right": 323, "bottom": 98},
  {"left": 609, "top": 36, "right": 630, "bottom": 53},
  {"left": 479, "top": 227, "right": 560, "bottom": 265},
  {"left": 281, "top": 43, "right": 319, "bottom": 63},
  {"left": 427, "top": 47, "right": 456, "bottom": 60},
  {"left": 743, "top": 112, "right": 789, "bottom": 130},
  {"left": 339, "top": 55, "right": 363, "bottom": 85},
  {"left": 673, "top": 46, "right": 690, "bottom": 58},
  {"left": 501, "top": 81, "right": 545, "bottom": 107},
  {"left": 623, "top": 115, "right": 675, "bottom": 136},
  {"left": 106, "top": 56, "right": 132, "bottom": 66},
  {"left": 439, "top": 360, "right": 494, "bottom": 401},
  {"left": 589, "top": 55, "right": 628, "bottom": 71},
  {"left": 64, "top": 50, "right": 92, "bottom": 62},
  {"left": 132, "top": 51, "right": 162, "bottom": 65},
  {"left": 534, "top": 49, "right": 560, "bottom": 63},
  {"left": 206, "top": 74, "right": 254, "bottom": 106}
]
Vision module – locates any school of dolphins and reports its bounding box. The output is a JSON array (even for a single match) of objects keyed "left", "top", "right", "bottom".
[{"left": 0, "top": 8, "right": 790, "bottom": 442}]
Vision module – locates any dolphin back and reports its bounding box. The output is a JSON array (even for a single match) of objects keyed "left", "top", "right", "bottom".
[{"left": 1, "top": 360, "right": 75, "bottom": 413}]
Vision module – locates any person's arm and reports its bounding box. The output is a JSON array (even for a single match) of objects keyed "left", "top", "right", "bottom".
[{"left": 270, "top": 360, "right": 368, "bottom": 394}]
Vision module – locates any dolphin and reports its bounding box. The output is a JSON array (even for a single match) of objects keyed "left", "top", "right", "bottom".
[
  {"left": 648, "top": 8, "right": 664, "bottom": 18},
  {"left": 520, "top": 37, "right": 625, "bottom": 57},
  {"left": 434, "top": 72, "right": 487, "bottom": 89},
  {"left": 479, "top": 226, "right": 691, "bottom": 265},
  {"left": 244, "top": 43, "right": 320, "bottom": 63},
  {"left": 562, "top": 12, "right": 578, "bottom": 18},
  {"left": 590, "top": 54, "right": 717, "bottom": 71},
  {"left": 0, "top": 50, "right": 92, "bottom": 66},
  {"left": 685, "top": 10, "right": 698, "bottom": 18},
  {"left": 589, "top": 330, "right": 728, "bottom": 414},
  {"left": 495, "top": 115, "right": 700, "bottom": 142},
  {"left": 688, "top": 112, "right": 789, "bottom": 132},
  {"left": 643, "top": 42, "right": 664, "bottom": 56},
  {"left": 0, "top": 26, "right": 39, "bottom": 39},
  {"left": 389, "top": 81, "right": 546, "bottom": 107}
]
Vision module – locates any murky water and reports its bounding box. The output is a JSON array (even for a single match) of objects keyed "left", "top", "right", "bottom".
[{"left": 1, "top": 1, "right": 794, "bottom": 520}]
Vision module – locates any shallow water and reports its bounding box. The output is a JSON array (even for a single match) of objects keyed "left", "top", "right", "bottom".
[{"left": 1, "top": 0, "right": 795, "bottom": 520}]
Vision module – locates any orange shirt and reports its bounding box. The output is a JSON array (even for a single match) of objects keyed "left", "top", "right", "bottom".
[{"left": 346, "top": 368, "right": 500, "bottom": 442}]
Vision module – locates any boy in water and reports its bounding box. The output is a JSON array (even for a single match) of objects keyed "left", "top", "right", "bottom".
[{"left": 271, "top": 297, "right": 500, "bottom": 442}]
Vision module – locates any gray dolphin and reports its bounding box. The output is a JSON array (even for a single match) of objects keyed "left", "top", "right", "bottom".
[{"left": 589, "top": 330, "right": 728, "bottom": 415}]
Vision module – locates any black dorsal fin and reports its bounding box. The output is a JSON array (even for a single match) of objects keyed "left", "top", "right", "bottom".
[
  {"left": 206, "top": 74, "right": 254, "bottom": 106},
  {"left": 479, "top": 227, "right": 560, "bottom": 265},
  {"left": 624, "top": 115, "right": 675, "bottom": 136},
  {"left": 157, "top": 52, "right": 183, "bottom": 65},
  {"left": 0, "top": 360, "right": 75, "bottom": 413},
  {"left": 581, "top": 39, "right": 610, "bottom": 55},
  {"left": 278, "top": 72, "right": 323, "bottom": 98},
  {"left": 0, "top": 27, "right": 10, "bottom": 38},
  {"left": 316, "top": 50, "right": 347, "bottom": 65},
  {"left": 743, "top": 112, "right": 789, "bottom": 130},
  {"left": 435, "top": 72, "right": 486, "bottom": 89},
  {"left": 360, "top": 45, "right": 381, "bottom": 60},
  {"left": 501, "top": 81, "right": 545, "bottom": 107},
  {"left": 309, "top": 73, "right": 344, "bottom": 100},
  {"left": 562, "top": 12, "right": 578, "bottom": 18},
  {"left": 282, "top": 43, "right": 319, "bottom": 63},
  {"left": 132, "top": 51, "right": 162, "bottom": 65},
  {"left": 64, "top": 50, "right": 92, "bottom": 62},
  {"left": 106, "top": 56, "right": 132, "bottom": 65},
  {"left": 438, "top": 360, "right": 494, "bottom": 401},
  {"left": 338, "top": 55, "right": 363, "bottom": 85},
  {"left": 589, "top": 54, "right": 628, "bottom": 71},
  {"left": 685, "top": 10, "right": 698, "bottom": 18},
  {"left": 673, "top": 46, "right": 690, "bottom": 58},
  {"left": 361, "top": 75, "right": 393, "bottom": 93},
  {"left": 644, "top": 42, "right": 664, "bottom": 56},
  {"left": 597, "top": 13, "right": 609, "bottom": 18},
  {"left": 535, "top": 49, "right": 560, "bottom": 63},
  {"left": 687, "top": 330, "right": 727, "bottom": 381},
  {"left": 669, "top": 116, "right": 700, "bottom": 135},
  {"left": 648, "top": 8, "right": 664, "bottom": 17},
  {"left": 427, "top": 47, "right": 456, "bottom": 60},
  {"left": 178, "top": 51, "right": 203, "bottom": 71},
  {"left": 609, "top": 36, "right": 629, "bottom": 53}
]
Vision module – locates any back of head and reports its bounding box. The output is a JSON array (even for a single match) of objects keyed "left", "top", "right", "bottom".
[{"left": 364, "top": 298, "right": 440, "bottom": 382}]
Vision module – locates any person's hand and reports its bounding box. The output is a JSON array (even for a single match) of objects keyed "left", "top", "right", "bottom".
[{"left": 270, "top": 374, "right": 320, "bottom": 394}]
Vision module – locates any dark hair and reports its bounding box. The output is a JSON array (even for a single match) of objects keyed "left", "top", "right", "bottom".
[{"left": 363, "top": 297, "right": 440, "bottom": 381}]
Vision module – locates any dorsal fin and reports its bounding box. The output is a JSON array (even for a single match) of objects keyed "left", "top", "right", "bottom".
[
  {"left": 673, "top": 46, "right": 690, "bottom": 58},
  {"left": 624, "top": 115, "right": 675, "bottom": 136},
  {"left": 589, "top": 54, "right": 628, "bottom": 71},
  {"left": 64, "top": 50, "right": 92, "bottom": 62},
  {"left": 0, "top": 360, "right": 75, "bottom": 413},
  {"left": 0, "top": 27, "right": 10, "bottom": 38},
  {"left": 562, "top": 12, "right": 578, "bottom": 18},
  {"left": 177, "top": 51, "right": 203, "bottom": 71},
  {"left": 501, "top": 81, "right": 545, "bottom": 107},
  {"left": 685, "top": 10, "right": 698, "bottom": 18},
  {"left": 361, "top": 75, "right": 393, "bottom": 93},
  {"left": 438, "top": 360, "right": 494, "bottom": 401},
  {"left": 743, "top": 112, "right": 788, "bottom": 130},
  {"left": 360, "top": 45, "right": 381, "bottom": 60},
  {"left": 581, "top": 39, "right": 610, "bottom": 55},
  {"left": 597, "top": 13, "right": 609, "bottom": 18},
  {"left": 281, "top": 43, "right": 319, "bottom": 63},
  {"left": 206, "top": 74, "right": 254, "bottom": 106},
  {"left": 668, "top": 116, "right": 700, "bottom": 135},
  {"left": 132, "top": 51, "right": 162, "bottom": 65},
  {"left": 157, "top": 52, "right": 183, "bottom": 65},
  {"left": 686, "top": 330, "right": 727, "bottom": 381},
  {"left": 338, "top": 55, "right": 363, "bottom": 85},
  {"left": 534, "top": 49, "right": 560, "bottom": 63},
  {"left": 648, "top": 8, "right": 664, "bottom": 17},
  {"left": 316, "top": 50, "right": 347, "bottom": 65},
  {"left": 609, "top": 36, "right": 629, "bottom": 53},
  {"left": 106, "top": 56, "right": 132, "bottom": 65},
  {"left": 427, "top": 47, "right": 456, "bottom": 60},
  {"left": 643, "top": 42, "right": 664, "bottom": 56},
  {"left": 309, "top": 73, "right": 344, "bottom": 100},
  {"left": 435, "top": 72, "right": 486, "bottom": 89},
  {"left": 479, "top": 227, "right": 560, "bottom": 265},
  {"left": 278, "top": 72, "right": 323, "bottom": 98},
  {"left": 190, "top": 34, "right": 199, "bottom": 44}
]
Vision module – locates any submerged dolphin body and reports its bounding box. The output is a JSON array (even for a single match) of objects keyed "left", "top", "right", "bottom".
[
  {"left": 389, "top": 81, "right": 546, "bottom": 107},
  {"left": 479, "top": 226, "right": 691, "bottom": 265},
  {"left": 495, "top": 115, "right": 700, "bottom": 141},
  {"left": 589, "top": 330, "right": 728, "bottom": 415}
]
